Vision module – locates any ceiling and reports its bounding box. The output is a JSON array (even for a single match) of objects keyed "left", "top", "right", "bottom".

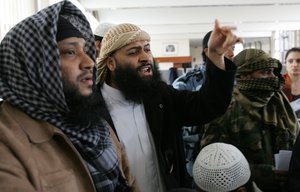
[{"left": 79, "top": 0, "right": 300, "bottom": 47}]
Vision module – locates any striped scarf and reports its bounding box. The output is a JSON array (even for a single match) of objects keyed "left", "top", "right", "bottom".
[{"left": 0, "top": 1, "right": 121, "bottom": 191}]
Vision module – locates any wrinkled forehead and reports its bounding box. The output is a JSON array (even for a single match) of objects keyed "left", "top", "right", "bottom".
[
  {"left": 112, "top": 40, "right": 151, "bottom": 55},
  {"left": 122, "top": 40, "right": 150, "bottom": 48}
]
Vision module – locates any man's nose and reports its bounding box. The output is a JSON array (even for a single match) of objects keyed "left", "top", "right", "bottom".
[
  {"left": 81, "top": 53, "right": 94, "bottom": 70},
  {"left": 139, "top": 50, "right": 152, "bottom": 63}
]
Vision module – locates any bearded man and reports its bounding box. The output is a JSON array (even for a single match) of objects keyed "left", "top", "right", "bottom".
[
  {"left": 96, "top": 21, "right": 241, "bottom": 191},
  {"left": 0, "top": 1, "right": 138, "bottom": 191}
]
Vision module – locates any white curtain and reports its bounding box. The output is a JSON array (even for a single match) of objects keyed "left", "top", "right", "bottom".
[
  {"left": 0, "top": 0, "right": 37, "bottom": 41},
  {"left": 0, "top": 0, "right": 99, "bottom": 41}
]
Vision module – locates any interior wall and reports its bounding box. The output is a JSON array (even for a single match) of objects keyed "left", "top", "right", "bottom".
[
  {"left": 151, "top": 39, "right": 190, "bottom": 58},
  {"left": 244, "top": 37, "right": 272, "bottom": 55},
  {"left": 190, "top": 46, "right": 202, "bottom": 67},
  {"left": 152, "top": 36, "right": 273, "bottom": 70}
]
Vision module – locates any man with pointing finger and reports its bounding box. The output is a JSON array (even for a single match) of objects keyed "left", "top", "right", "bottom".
[{"left": 96, "top": 20, "right": 242, "bottom": 191}]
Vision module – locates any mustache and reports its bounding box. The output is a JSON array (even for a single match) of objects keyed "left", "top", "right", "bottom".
[{"left": 77, "top": 70, "right": 93, "bottom": 80}]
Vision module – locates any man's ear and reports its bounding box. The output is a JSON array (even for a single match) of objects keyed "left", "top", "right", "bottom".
[
  {"left": 95, "top": 41, "right": 101, "bottom": 52},
  {"left": 107, "top": 56, "right": 116, "bottom": 72},
  {"left": 204, "top": 47, "right": 209, "bottom": 56}
]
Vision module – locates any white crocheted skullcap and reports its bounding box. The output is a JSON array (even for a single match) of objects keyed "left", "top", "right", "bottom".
[
  {"left": 96, "top": 23, "right": 151, "bottom": 85},
  {"left": 94, "top": 22, "right": 115, "bottom": 38},
  {"left": 193, "top": 143, "right": 251, "bottom": 192}
]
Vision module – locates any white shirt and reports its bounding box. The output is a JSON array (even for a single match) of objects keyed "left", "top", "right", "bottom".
[{"left": 101, "top": 83, "right": 165, "bottom": 192}]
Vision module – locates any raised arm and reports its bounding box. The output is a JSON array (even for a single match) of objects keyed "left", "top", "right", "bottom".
[{"left": 207, "top": 19, "right": 243, "bottom": 70}]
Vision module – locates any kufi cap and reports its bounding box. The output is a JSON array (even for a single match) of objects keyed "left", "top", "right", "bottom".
[
  {"left": 94, "top": 22, "right": 115, "bottom": 41},
  {"left": 96, "top": 23, "right": 151, "bottom": 85},
  {"left": 193, "top": 143, "right": 251, "bottom": 192},
  {"left": 233, "top": 49, "right": 280, "bottom": 77},
  {"left": 56, "top": 16, "right": 84, "bottom": 42}
]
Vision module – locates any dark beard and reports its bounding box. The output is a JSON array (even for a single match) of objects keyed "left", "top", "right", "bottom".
[
  {"left": 114, "top": 63, "right": 162, "bottom": 103},
  {"left": 63, "top": 84, "right": 105, "bottom": 126}
]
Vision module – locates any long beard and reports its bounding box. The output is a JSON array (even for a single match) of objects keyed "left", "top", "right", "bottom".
[
  {"left": 63, "top": 83, "right": 105, "bottom": 126},
  {"left": 114, "top": 63, "right": 161, "bottom": 103}
]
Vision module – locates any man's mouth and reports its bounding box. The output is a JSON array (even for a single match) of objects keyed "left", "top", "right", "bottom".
[
  {"left": 80, "top": 74, "right": 94, "bottom": 86},
  {"left": 138, "top": 64, "right": 152, "bottom": 75}
]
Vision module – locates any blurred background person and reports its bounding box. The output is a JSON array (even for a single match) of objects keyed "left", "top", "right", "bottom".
[
  {"left": 173, "top": 30, "right": 235, "bottom": 92},
  {"left": 282, "top": 47, "right": 300, "bottom": 119},
  {"left": 94, "top": 22, "right": 116, "bottom": 59}
]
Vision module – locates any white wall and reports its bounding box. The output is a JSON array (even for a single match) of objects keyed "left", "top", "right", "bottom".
[
  {"left": 151, "top": 39, "right": 190, "bottom": 58},
  {"left": 244, "top": 37, "right": 271, "bottom": 55},
  {"left": 0, "top": 0, "right": 36, "bottom": 41},
  {"left": 152, "top": 36, "right": 273, "bottom": 69},
  {"left": 190, "top": 46, "right": 202, "bottom": 67}
]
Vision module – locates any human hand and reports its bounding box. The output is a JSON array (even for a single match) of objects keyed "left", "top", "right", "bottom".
[
  {"left": 273, "top": 169, "right": 288, "bottom": 190},
  {"left": 207, "top": 19, "right": 243, "bottom": 69}
]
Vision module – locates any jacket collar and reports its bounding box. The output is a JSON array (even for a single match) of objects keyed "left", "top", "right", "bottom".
[{"left": 3, "top": 101, "right": 61, "bottom": 143}]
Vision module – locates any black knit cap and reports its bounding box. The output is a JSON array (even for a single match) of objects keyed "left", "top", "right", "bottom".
[
  {"left": 56, "top": 16, "right": 84, "bottom": 42},
  {"left": 202, "top": 30, "right": 212, "bottom": 49},
  {"left": 94, "top": 35, "right": 103, "bottom": 41},
  {"left": 202, "top": 30, "right": 212, "bottom": 62}
]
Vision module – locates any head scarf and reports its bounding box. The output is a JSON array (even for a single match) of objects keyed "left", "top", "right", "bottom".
[
  {"left": 56, "top": 15, "right": 84, "bottom": 41},
  {"left": 96, "top": 23, "right": 151, "bottom": 85},
  {"left": 0, "top": 1, "right": 121, "bottom": 191},
  {"left": 233, "top": 49, "right": 298, "bottom": 143},
  {"left": 234, "top": 48, "right": 282, "bottom": 78},
  {"left": 234, "top": 49, "right": 284, "bottom": 100}
]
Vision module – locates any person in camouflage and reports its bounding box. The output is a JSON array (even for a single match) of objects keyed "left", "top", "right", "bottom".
[{"left": 200, "top": 48, "right": 299, "bottom": 192}]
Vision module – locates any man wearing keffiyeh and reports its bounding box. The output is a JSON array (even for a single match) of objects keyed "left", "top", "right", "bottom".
[
  {"left": 96, "top": 20, "right": 242, "bottom": 191},
  {"left": 201, "top": 48, "right": 299, "bottom": 192},
  {"left": 0, "top": 1, "right": 137, "bottom": 191}
]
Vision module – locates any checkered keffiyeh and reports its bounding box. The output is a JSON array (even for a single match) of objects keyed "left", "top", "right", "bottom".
[
  {"left": 233, "top": 49, "right": 299, "bottom": 146},
  {"left": 0, "top": 1, "right": 121, "bottom": 191},
  {"left": 234, "top": 48, "right": 281, "bottom": 77}
]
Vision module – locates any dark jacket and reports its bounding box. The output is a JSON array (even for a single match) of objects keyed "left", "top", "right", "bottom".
[
  {"left": 288, "top": 133, "right": 300, "bottom": 192},
  {"left": 100, "top": 58, "right": 236, "bottom": 189}
]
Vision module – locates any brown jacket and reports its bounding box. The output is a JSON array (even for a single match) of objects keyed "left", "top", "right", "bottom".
[{"left": 0, "top": 101, "right": 139, "bottom": 191}]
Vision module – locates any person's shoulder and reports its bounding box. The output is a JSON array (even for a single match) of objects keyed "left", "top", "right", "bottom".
[
  {"left": 172, "top": 67, "right": 206, "bottom": 91},
  {"left": 283, "top": 73, "right": 292, "bottom": 86},
  {"left": 0, "top": 102, "right": 27, "bottom": 141},
  {"left": 283, "top": 73, "right": 289, "bottom": 79}
]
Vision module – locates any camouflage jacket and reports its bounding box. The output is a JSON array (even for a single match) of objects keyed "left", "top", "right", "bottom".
[{"left": 201, "top": 99, "right": 298, "bottom": 192}]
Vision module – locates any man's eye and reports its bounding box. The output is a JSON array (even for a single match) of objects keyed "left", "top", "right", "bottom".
[
  {"left": 65, "top": 50, "right": 76, "bottom": 55},
  {"left": 260, "top": 69, "right": 270, "bottom": 75},
  {"left": 265, "top": 69, "right": 273, "bottom": 74},
  {"left": 128, "top": 50, "right": 137, "bottom": 55}
]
